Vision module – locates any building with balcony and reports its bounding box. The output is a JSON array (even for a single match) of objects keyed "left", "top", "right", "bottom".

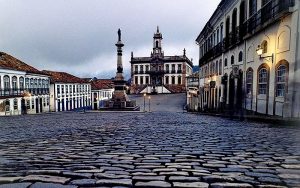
[
  {"left": 196, "top": 0, "right": 300, "bottom": 118},
  {"left": 186, "top": 72, "right": 200, "bottom": 112},
  {"left": 130, "top": 27, "right": 193, "bottom": 94},
  {"left": 0, "top": 52, "right": 50, "bottom": 116},
  {"left": 89, "top": 78, "right": 114, "bottom": 110},
  {"left": 43, "top": 71, "right": 92, "bottom": 112}
]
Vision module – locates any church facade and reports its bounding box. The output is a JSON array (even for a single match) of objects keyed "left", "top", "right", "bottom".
[{"left": 130, "top": 27, "right": 193, "bottom": 94}]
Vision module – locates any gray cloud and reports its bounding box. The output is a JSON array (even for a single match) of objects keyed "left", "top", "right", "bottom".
[{"left": 0, "top": 0, "right": 220, "bottom": 79}]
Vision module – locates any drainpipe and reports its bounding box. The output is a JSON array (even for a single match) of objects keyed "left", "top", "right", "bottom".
[{"left": 292, "top": 3, "right": 300, "bottom": 117}]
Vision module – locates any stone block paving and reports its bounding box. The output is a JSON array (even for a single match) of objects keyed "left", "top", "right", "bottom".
[{"left": 0, "top": 112, "right": 299, "bottom": 188}]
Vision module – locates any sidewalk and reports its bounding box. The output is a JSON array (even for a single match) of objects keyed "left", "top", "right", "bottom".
[{"left": 190, "top": 111, "right": 300, "bottom": 126}]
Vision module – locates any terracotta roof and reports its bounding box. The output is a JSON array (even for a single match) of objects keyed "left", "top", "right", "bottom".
[
  {"left": 0, "top": 52, "right": 45, "bottom": 75},
  {"left": 42, "top": 70, "right": 88, "bottom": 84},
  {"left": 90, "top": 79, "right": 114, "bottom": 90}
]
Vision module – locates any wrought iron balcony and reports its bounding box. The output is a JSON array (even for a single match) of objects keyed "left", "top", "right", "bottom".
[{"left": 0, "top": 88, "right": 24, "bottom": 97}]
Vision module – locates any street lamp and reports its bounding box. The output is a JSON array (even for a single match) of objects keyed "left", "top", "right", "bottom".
[
  {"left": 143, "top": 93, "right": 146, "bottom": 112},
  {"left": 148, "top": 96, "right": 151, "bottom": 112},
  {"left": 256, "top": 45, "right": 274, "bottom": 63}
]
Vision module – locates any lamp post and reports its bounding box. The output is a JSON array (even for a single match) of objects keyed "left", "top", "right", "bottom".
[
  {"left": 148, "top": 96, "right": 151, "bottom": 112},
  {"left": 143, "top": 93, "right": 146, "bottom": 112},
  {"left": 256, "top": 45, "right": 274, "bottom": 63}
]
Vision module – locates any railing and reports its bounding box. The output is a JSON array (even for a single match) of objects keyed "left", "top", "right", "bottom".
[
  {"left": 0, "top": 89, "right": 24, "bottom": 97},
  {"left": 199, "top": 0, "right": 294, "bottom": 66},
  {"left": 0, "top": 88, "right": 50, "bottom": 96}
]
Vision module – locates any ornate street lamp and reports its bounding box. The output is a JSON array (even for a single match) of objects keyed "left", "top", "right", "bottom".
[{"left": 256, "top": 45, "right": 274, "bottom": 63}]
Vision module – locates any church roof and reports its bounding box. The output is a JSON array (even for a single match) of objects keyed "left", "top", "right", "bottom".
[
  {"left": 42, "top": 70, "right": 88, "bottom": 84},
  {"left": 0, "top": 52, "right": 46, "bottom": 75}
]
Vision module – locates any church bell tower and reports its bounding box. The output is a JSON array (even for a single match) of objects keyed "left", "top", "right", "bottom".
[{"left": 153, "top": 26, "right": 163, "bottom": 56}]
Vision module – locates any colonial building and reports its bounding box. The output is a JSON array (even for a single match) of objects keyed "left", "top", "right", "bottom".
[
  {"left": 89, "top": 79, "right": 114, "bottom": 110},
  {"left": 0, "top": 52, "right": 50, "bottom": 116},
  {"left": 130, "top": 27, "right": 193, "bottom": 94},
  {"left": 196, "top": 0, "right": 300, "bottom": 118},
  {"left": 43, "top": 71, "right": 91, "bottom": 112}
]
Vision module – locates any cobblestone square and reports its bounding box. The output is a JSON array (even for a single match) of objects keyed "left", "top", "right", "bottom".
[{"left": 0, "top": 110, "right": 300, "bottom": 188}]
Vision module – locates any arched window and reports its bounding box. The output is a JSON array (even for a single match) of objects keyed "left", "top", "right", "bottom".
[
  {"left": 224, "top": 58, "right": 228, "bottom": 67},
  {"left": 258, "top": 65, "right": 269, "bottom": 95},
  {"left": 276, "top": 61, "right": 289, "bottom": 97},
  {"left": 262, "top": 40, "right": 268, "bottom": 54},
  {"left": 246, "top": 68, "right": 253, "bottom": 95},
  {"left": 231, "top": 55, "right": 235, "bottom": 65},
  {"left": 12, "top": 76, "right": 17, "bottom": 90},
  {"left": 19, "top": 77, "right": 24, "bottom": 90},
  {"left": 4, "top": 76, "right": 10, "bottom": 90},
  {"left": 219, "top": 60, "right": 222, "bottom": 75},
  {"left": 239, "top": 51, "right": 243, "bottom": 62}
]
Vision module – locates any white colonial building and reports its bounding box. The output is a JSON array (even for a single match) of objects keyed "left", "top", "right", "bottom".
[
  {"left": 43, "top": 71, "right": 92, "bottom": 112},
  {"left": 0, "top": 52, "right": 50, "bottom": 116},
  {"left": 196, "top": 0, "right": 300, "bottom": 118},
  {"left": 130, "top": 27, "right": 193, "bottom": 94},
  {"left": 89, "top": 79, "right": 114, "bottom": 110}
]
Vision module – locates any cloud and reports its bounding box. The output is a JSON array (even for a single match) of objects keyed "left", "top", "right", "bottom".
[{"left": 0, "top": 0, "right": 220, "bottom": 78}]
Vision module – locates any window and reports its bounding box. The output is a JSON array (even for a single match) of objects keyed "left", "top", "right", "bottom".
[
  {"left": 38, "top": 79, "right": 42, "bottom": 88},
  {"left": 246, "top": 68, "right": 253, "bottom": 95},
  {"left": 249, "top": 0, "right": 257, "bottom": 16},
  {"left": 145, "top": 65, "right": 149, "bottom": 72},
  {"left": 57, "top": 85, "right": 60, "bottom": 94},
  {"left": 69, "top": 85, "right": 72, "bottom": 94},
  {"left": 14, "top": 99, "right": 18, "bottom": 110},
  {"left": 25, "top": 78, "right": 29, "bottom": 89},
  {"left": 4, "top": 76, "right": 10, "bottom": 90},
  {"left": 66, "top": 85, "right": 69, "bottom": 94},
  {"left": 166, "top": 64, "right": 169, "bottom": 72},
  {"left": 224, "top": 58, "right": 228, "bottom": 67},
  {"left": 30, "top": 78, "right": 34, "bottom": 89},
  {"left": 12, "top": 76, "right": 17, "bottom": 90},
  {"left": 135, "top": 76, "right": 138, "bottom": 85},
  {"left": 171, "top": 76, "right": 175, "bottom": 84},
  {"left": 216, "top": 61, "right": 219, "bottom": 75},
  {"left": 258, "top": 67, "right": 268, "bottom": 95},
  {"left": 140, "top": 65, "right": 144, "bottom": 73},
  {"left": 178, "top": 64, "right": 182, "bottom": 71},
  {"left": 276, "top": 64, "right": 288, "bottom": 97},
  {"left": 140, "top": 77, "right": 144, "bottom": 85},
  {"left": 146, "top": 76, "right": 149, "bottom": 84},
  {"left": 262, "top": 40, "right": 268, "bottom": 54},
  {"left": 172, "top": 64, "right": 175, "bottom": 72},
  {"left": 34, "top": 79, "right": 37, "bottom": 89},
  {"left": 178, "top": 76, "right": 182, "bottom": 85},
  {"left": 166, "top": 76, "right": 169, "bottom": 84},
  {"left": 31, "top": 99, "right": 35, "bottom": 109},
  {"left": 62, "top": 85, "right": 64, "bottom": 94},
  {"left": 26, "top": 100, "right": 30, "bottom": 109},
  {"left": 212, "top": 62, "right": 216, "bottom": 75},
  {"left": 219, "top": 60, "right": 222, "bottom": 75},
  {"left": 19, "top": 77, "right": 24, "bottom": 90},
  {"left": 239, "top": 51, "right": 243, "bottom": 62},
  {"left": 134, "top": 65, "right": 138, "bottom": 72},
  {"left": 42, "top": 79, "right": 45, "bottom": 89},
  {"left": 231, "top": 55, "right": 235, "bottom": 65}
]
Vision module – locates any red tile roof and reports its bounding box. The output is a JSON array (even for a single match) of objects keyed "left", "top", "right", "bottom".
[
  {"left": 0, "top": 52, "right": 45, "bottom": 75},
  {"left": 90, "top": 79, "right": 114, "bottom": 90},
  {"left": 42, "top": 70, "right": 88, "bottom": 84}
]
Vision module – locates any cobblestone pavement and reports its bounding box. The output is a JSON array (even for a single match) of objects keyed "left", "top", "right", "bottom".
[{"left": 0, "top": 111, "right": 300, "bottom": 188}]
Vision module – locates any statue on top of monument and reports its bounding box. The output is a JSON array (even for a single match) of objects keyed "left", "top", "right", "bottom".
[{"left": 118, "top": 28, "right": 121, "bottom": 41}]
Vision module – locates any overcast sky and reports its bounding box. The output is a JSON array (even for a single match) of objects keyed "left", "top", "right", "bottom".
[{"left": 0, "top": 0, "right": 220, "bottom": 79}]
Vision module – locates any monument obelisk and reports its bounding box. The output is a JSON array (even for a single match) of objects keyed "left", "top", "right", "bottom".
[{"left": 101, "top": 29, "right": 139, "bottom": 110}]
